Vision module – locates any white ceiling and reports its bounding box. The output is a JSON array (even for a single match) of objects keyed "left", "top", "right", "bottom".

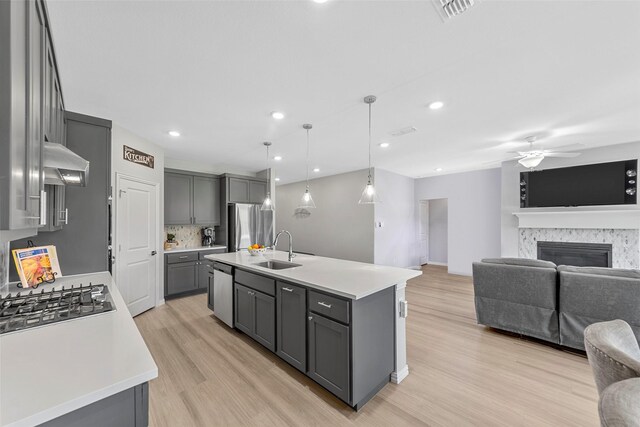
[{"left": 47, "top": 0, "right": 640, "bottom": 184}]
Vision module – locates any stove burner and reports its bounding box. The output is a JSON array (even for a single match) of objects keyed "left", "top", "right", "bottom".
[{"left": 0, "top": 283, "right": 114, "bottom": 334}]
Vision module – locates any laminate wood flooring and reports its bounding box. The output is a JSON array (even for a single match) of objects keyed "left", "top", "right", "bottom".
[{"left": 135, "top": 265, "right": 599, "bottom": 426}]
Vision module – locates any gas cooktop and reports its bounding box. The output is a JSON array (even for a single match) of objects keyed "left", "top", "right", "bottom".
[{"left": 0, "top": 283, "right": 115, "bottom": 335}]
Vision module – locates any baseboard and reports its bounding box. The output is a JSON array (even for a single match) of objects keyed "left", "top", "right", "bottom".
[
  {"left": 391, "top": 365, "right": 409, "bottom": 384},
  {"left": 425, "top": 261, "right": 448, "bottom": 267},
  {"left": 409, "top": 265, "right": 422, "bottom": 271}
]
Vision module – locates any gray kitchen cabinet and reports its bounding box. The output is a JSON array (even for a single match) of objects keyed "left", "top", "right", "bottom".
[
  {"left": 193, "top": 176, "right": 220, "bottom": 225},
  {"left": 207, "top": 271, "right": 215, "bottom": 310},
  {"left": 228, "top": 177, "right": 250, "bottom": 203},
  {"left": 165, "top": 171, "right": 220, "bottom": 226},
  {"left": 233, "top": 282, "right": 276, "bottom": 352},
  {"left": 276, "top": 282, "right": 307, "bottom": 372},
  {"left": 234, "top": 283, "right": 254, "bottom": 336},
  {"left": 308, "top": 313, "right": 351, "bottom": 403},
  {"left": 0, "top": 0, "right": 46, "bottom": 232},
  {"left": 249, "top": 180, "right": 267, "bottom": 204},
  {"left": 166, "top": 261, "right": 198, "bottom": 295},
  {"left": 164, "top": 172, "right": 193, "bottom": 225},
  {"left": 198, "top": 259, "right": 213, "bottom": 289},
  {"left": 40, "top": 183, "right": 66, "bottom": 232}
]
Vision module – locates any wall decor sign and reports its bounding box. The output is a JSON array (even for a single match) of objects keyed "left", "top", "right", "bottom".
[{"left": 123, "top": 145, "right": 154, "bottom": 168}]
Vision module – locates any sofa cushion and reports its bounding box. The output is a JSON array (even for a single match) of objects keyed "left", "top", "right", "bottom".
[
  {"left": 481, "top": 257, "right": 557, "bottom": 269},
  {"left": 557, "top": 265, "right": 640, "bottom": 279}
]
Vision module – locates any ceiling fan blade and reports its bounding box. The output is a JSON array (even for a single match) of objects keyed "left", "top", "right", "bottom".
[{"left": 544, "top": 152, "right": 581, "bottom": 158}]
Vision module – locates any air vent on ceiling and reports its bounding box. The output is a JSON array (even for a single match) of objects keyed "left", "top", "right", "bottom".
[
  {"left": 389, "top": 126, "right": 417, "bottom": 137},
  {"left": 432, "top": 0, "right": 477, "bottom": 21}
]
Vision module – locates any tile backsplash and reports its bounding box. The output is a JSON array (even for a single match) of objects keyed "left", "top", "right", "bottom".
[{"left": 165, "top": 225, "right": 210, "bottom": 248}]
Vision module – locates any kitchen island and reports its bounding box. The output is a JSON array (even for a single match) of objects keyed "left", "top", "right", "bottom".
[
  {"left": 205, "top": 250, "right": 421, "bottom": 410},
  {"left": 0, "top": 271, "right": 157, "bottom": 427}
]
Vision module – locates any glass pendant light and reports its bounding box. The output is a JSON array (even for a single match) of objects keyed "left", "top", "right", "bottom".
[
  {"left": 298, "top": 124, "right": 316, "bottom": 209},
  {"left": 261, "top": 141, "right": 274, "bottom": 211},
  {"left": 359, "top": 95, "right": 380, "bottom": 204}
]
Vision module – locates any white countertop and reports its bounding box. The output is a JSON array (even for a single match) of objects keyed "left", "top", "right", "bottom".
[
  {"left": 205, "top": 250, "right": 422, "bottom": 300},
  {"left": 164, "top": 245, "right": 227, "bottom": 254},
  {"left": 0, "top": 271, "right": 158, "bottom": 427}
]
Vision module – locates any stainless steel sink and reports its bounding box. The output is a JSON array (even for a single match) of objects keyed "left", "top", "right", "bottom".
[{"left": 254, "top": 260, "right": 302, "bottom": 270}]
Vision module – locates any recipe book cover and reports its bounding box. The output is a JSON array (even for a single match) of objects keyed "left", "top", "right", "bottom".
[{"left": 12, "top": 245, "right": 62, "bottom": 288}]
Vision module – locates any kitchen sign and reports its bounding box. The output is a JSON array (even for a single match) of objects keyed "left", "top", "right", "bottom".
[{"left": 123, "top": 145, "right": 154, "bottom": 169}]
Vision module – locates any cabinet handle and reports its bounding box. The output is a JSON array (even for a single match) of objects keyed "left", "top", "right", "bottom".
[
  {"left": 308, "top": 316, "right": 313, "bottom": 321},
  {"left": 179, "top": 255, "right": 189, "bottom": 259},
  {"left": 317, "top": 302, "right": 332, "bottom": 309},
  {"left": 248, "top": 291, "right": 255, "bottom": 295},
  {"left": 282, "top": 287, "right": 293, "bottom": 293},
  {"left": 39, "top": 190, "right": 47, "bottom": 226}
]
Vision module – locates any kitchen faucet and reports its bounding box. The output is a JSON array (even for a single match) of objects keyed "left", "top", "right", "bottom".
[{"left": 273, "top": 230, "right": 295, "bottom": 262}]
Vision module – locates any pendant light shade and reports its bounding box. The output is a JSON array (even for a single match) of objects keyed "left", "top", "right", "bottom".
[
  {"left": 261, "top": 142, "right": 274, "bottom": 211},
  {"left": 359, "top": 95, "right": 380, "bottom": 204},
  {"left": 298, "top": 124, "right": 316, "bottom": 209}
]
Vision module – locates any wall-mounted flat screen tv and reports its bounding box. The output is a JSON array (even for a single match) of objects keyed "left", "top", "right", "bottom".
[{"left": 520, "top": 159, "right": 637, "bottom": 208}]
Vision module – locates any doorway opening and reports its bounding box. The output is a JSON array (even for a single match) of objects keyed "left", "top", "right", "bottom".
[{"left": 419, "top": 198, "right": 448, "bottom": 268}]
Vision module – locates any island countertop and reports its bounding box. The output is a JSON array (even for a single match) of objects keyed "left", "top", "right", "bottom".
[
  {"left": 0, "top": 271, "right": 158, "bottom": 427},
  {"left": 205, "top": 250, "right": 422, "bottom": 299}
]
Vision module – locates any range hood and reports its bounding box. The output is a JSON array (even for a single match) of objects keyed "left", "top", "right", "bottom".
[{"left": 43, "top": 142, "right": 90, "bottom": 186}]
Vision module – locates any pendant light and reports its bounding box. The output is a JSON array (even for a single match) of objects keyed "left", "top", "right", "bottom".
[
  {"left": 359, "top": 95, "right": 380, "bottom": 204},
  {"left": 298, "top": 124, "right": 316, "bottom": 209},
  {"left": 261, "top": 141, "right": 274, "bottom": 211}
]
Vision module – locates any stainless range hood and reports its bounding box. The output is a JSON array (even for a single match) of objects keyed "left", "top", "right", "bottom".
[{"left": 43, "top": 142, "right": 90, "bottom": 186}]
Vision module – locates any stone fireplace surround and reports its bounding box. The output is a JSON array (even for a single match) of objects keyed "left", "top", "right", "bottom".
[{"left": 513, "top": 210, "right": 640, "bottom": 269}]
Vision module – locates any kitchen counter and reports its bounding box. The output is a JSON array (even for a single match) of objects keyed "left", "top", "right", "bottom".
[
  {"left": 205, "top": 250, "right": 421, "bottom": 300},
  {"left": 164, "top": 245, "right": 226, "bottom": 254},
  {"left": 0, "top": 271, "right": 158, "bottom": 427}
]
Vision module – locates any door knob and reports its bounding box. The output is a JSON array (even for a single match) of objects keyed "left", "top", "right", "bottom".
[{"left": 151, "top": 251, "right": 157, "bottom": 256}]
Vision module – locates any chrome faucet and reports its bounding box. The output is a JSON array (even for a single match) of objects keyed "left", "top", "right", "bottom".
[{"left": 273, "top": 230, "right": 295, "bottom": 262}]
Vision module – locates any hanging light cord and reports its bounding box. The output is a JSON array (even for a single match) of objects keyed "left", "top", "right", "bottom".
[
  {"left": 368, "top": 101, "right": 372, "bottom": 182},
  {"left": 306, "top": 128, "right": 310, "bottom": 188}
]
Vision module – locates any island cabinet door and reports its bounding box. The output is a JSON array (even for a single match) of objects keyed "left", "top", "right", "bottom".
[
  {"left": 234, "top": 284, "right": 254, "bottom": 336},
  {"left": 253, "top": 291, "right": 276, "bottom": 352},
  {"left": 276, "top": 282, "right": 307, "bottom": 372},
  {"left": 308, "top": 314, "right": 351, "bottom": 403}
]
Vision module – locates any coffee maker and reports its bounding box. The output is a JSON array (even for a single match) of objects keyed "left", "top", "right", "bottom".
[{"left": 201, "top": 227, "right": 215, "bottom": 247}]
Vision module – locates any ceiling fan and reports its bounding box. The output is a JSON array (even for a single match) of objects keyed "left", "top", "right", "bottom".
[{"left": 509, "top": 136, "right": 581, "bottom": 169}]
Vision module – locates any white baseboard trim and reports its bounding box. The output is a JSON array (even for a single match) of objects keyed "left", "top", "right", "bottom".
[
  {"left": 425, "top": 261, "right": 448, "bottom": 267},
  {"left": 391, "top": 365, "right": 409, "bottom": 384},
  {"left": 409, "top": 265, "right": 422, "bottom": 271},
  {"left": 157, "top": 299, "right": 165, "bottom": 307}
]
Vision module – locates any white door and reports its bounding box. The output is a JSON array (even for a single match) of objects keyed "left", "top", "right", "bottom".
[
  {"left": 116, "top": 175, "right": 158, "bottom": 317},
  {"left": 419, "top": 200, "right": 429, "bottom": 265}
]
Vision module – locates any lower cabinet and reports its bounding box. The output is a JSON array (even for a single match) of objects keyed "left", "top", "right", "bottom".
[
  {"left": 164, "top": 249, "right": 226, "bottom": 298},
  {"left": 234, "top": 283, "right": 276, "bottom": 352},
  {"left": 308, "top": 314, "right": 350, "bottom": 403},
  {"left": 166, "top": 261, "right": 198, "bottom": 295},
  {"left": 198, "top": 260, "right": 212, "bottom": 289},
  {"left": 276, "top": 282, "right": 307, "bottom": 372}
]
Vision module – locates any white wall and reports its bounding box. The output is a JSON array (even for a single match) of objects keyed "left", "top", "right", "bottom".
[
  {"left": 428, "top": 198, "right": 448, "bottom": 264},
  {"left": 111, "top": 124, "right": 165, "bottom": 305},
  {"left": 373, "top": 169, "right": 419, "bottom": 268},
  {"left": 501, "top": 141, "right": 640, "bottom": 257},
  {"left": 275, "top": 169, "right": 374, "bottom": 263},
  {"left": 415, "top": 168, "right": 501, "bottom": 276}
]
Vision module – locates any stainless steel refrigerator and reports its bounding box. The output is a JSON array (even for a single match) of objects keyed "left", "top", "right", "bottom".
[{"left": 228, "top": 203, "right": 274, "bottom": 252}]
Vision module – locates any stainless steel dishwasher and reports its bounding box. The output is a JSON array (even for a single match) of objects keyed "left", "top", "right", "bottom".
[{"left": 212, "top": 262, "right": 234, "bottom": 328}]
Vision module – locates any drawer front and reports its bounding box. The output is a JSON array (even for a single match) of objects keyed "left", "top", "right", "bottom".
[
  {"left": 212, "top": 262, "right": 232, "bottom": 275},
  {"left": 166, "top": 252, "right": 198, "bottom": 264},
  {"left": 308, "top": 290, "right": 350, "bottom": 324},
  {"left": 199, "top": 249, "right": 227, "bottom": 259},
  {"left": 235, "top": 269, "right": 275, "bottom": 296}
]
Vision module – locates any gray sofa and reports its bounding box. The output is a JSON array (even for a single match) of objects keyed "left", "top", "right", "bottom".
[
  {"left": 472, "top": 258, "right": 559, "bottom": 343},
  {"left": 472, "top": 259, "right": 640, "bottom": 351}
]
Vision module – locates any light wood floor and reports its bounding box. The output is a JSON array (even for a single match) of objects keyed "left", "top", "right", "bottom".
[{"left": 135, "top": 265, "right": 599, "bottom": 426}]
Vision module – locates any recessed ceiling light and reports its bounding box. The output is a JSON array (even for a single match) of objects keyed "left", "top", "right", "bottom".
[
  {"left": 379, "top": 142, "right": 390, "bottom": 148},
  {"left": 273, "top": 156, "right": 282, "bottom": 161},
  {"left": 271, "top": 111, "right": 285, "bottom": 120},
  {"left": 435, "top": 168, "right": 443, "bottom": 172},
  {"left": 168, "top": 130, "right": 180, "bottom": 137},
  {"left": 313, "top": 0, "right": 328, "bottom": 3},
  {"left": 275, "top": 177, "right": 280, "bottom": 182},
  {"left": 313, "top": 168, "right": 320, "bottom": 172},
  {"left": 428, "top": 101, "right": 444, "bottom": 110}
]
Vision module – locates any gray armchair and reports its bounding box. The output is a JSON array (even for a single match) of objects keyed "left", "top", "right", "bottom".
[
  {"left": 559, "top": 266, "right": 640, "bottom": 350},
  {"left": 472, "top": 258, "right": 559, "bottom": 343},
  {"left": 584, "top": 320, "right": 640, "bottom": 426}
]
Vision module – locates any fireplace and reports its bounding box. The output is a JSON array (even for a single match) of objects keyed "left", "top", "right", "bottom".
[{"left": 537, "top": 241, "right": 613, "bottom": 267}]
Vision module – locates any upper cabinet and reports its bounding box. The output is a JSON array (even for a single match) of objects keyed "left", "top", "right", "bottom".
[
  {"left": 165, "top": 171, "right": 220, "bottom": 226},
  {"left": 0, "top": 0, "right": 52, "bottom": 232},
  {"left": 226, "top": 176, "right": 268, "bottom": 204}
]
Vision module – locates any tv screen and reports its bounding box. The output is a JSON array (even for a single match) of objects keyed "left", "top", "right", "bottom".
[{"left": 520, "top": 159, "right": 637, "bottom": 208}]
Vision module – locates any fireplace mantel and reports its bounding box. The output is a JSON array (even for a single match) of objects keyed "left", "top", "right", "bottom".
[{"left": 513, "top": 209, "right": 640, "bottom": 229}]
